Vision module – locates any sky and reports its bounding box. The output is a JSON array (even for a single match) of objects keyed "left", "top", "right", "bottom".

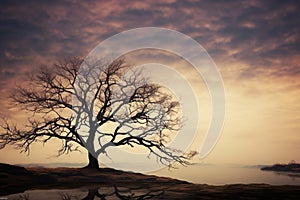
[{"left": 0, "top": 0, "right": 300, "bottom": 168}]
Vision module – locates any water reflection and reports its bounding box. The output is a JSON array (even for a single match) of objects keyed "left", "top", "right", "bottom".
[
  {"left": 82, "top": 186, "right": 162, "bottom": 200},
  {"left": 4, "top": 185, "right": 164, "bottom": 200}
]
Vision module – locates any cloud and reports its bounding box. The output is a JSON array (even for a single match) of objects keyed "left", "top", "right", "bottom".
[
  {"left": 0, "top": 0, "right": 299, "bottom": 94},
  {"left": 0, "top": 2, "right": 299, "bottom": 89},
  {"left": 0, "top": 0, "right": 298, "bottom": 119}
]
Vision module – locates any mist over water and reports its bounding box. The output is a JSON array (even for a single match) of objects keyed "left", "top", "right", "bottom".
[{"left": 151, "top": 164, "right": 300, "bottom": 186}]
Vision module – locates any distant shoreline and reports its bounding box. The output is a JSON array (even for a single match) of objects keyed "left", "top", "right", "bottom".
[{"left": 261, "top": 163, "right": 300, "bottom": 173}]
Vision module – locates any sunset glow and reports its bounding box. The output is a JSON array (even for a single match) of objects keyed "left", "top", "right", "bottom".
[{"left": 0, "top": 0, "right": 300, "bottom": 169}]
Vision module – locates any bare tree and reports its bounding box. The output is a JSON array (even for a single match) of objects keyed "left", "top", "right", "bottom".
[{"left": 0, "top": 57, "right": 193, "bottom": 169}]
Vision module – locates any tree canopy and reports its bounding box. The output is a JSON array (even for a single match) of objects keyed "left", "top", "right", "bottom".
[{"left": 0, "top": 57, "right": 195, "bottom": 168}]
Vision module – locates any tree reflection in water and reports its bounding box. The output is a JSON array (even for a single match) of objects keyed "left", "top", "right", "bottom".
[{"left": 58, "top": 186, "right": 164, "bottom": 200}]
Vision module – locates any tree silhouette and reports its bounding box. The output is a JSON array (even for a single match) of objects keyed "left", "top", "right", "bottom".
[{"left": 0, "top": 57, "right": 193, "bottom": 169}]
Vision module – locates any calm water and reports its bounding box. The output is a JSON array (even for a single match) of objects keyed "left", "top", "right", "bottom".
[{"left": 152, "top": 164, "right": 300, "bottom": 185}]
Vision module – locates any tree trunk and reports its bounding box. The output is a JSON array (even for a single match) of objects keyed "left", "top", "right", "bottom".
[{"left": 84, "top": 152, "right": 99, "bottom": 169}]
